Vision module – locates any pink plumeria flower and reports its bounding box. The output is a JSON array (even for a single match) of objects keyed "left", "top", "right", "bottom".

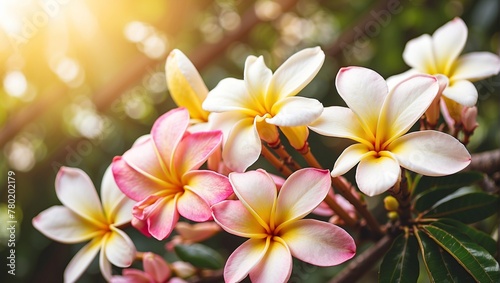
[
  {"left": 387, "top": 17, "right": 500, "bottom": 107},
  {"left": 33, "top": 166, "right": 136, "bottom": 282},
  {"left": 212, "top": 168, "right": 356, "bottom": 283},
  {"left": 310, "top": 67, "right": 471, "bottom": 196},
  {"left": 202, "top": 47, "right": 325, "bottom": 172},
  {"left": 112, "top": 108, "right": 233, "bottom": 240},
  {"left": 111, "top": 252, "right": 188, "bottom": 283}
]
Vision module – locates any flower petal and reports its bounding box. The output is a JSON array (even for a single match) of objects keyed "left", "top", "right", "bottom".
[
  {"left": 244, "top": 55, "right": 272, "bottom": 107},
  {"left": 56, "top": 167, "right": 107, "bottom": 225},
  {"left": 356, "top": 154, "right": 400, "bottom": 196},
  {"left": 223, "top": 117, "right": 261, "bottom": 172},
  {"left": 378, "top": 74, "right": 439, "bottom": 143},
  {"left": 267, "top": 96, "right": 323, "bottom": 127},
  {"left": 279, "top": 125, "right": 309, "bottom": 150},
  {"left": 309, "top": 106, "right": 370, "bottom": 145},
  {"left": 100, "top": 234, "right": 113, "bottom": 281},
  {"left": 432, "top": 17, "right": 467, "bottom": 75},
  {"left": 64, "top": 237, "right": 102, "bottom": 283},
  {"left": 335, "top": 67, "right": 388, "bottom": 137},
  {"left": 166, "top": 49, "right": 209, "bottom": 121},
  {"left": 203, "top": 78, "right": 256, "bottom": 114},
  {"left": 174, "top": 222, "right": 221, "bottom": 243},
  {"left": 442, "top": 79, "right": 478, "bottom": 106},
  {"left": 212, "top": 200, "right": 268, "bottom": 238},
  {"left": 104, "top": 227, "right": 136, "bottom": 268},
  {"left": 402, "top": 34, "right": 437, "bottom": 73},
  {"left": 389, "top": 131, "right": 471, "bottom": 176},
  {"left": 100, "top": 166, "right": 135, "bottom": 226},
  {"left": 176, "top": 189, "right": 212, "bottom": 222},
  {"left": 112, "top": 156, "right": 170, "bottom": 201},
  {"left": 32, "top": 206, "right": 101, "bottom": 243},
  {"left": 275, "top": 168, "right": 331, "bottom": 226},
  {"left": 173, "top": 130, "right": 222, "bottom": 174},
  {"left": 224, "top": 238, "right": 269, "bottom": 283},
  {"left": 280, "top": 219, "right": 356, "bottom": 266},
  {"left": 182, "top": 170, "right": 233, "bottom": 205},
  {"left": 146, "top": 196, "right": 180, "bottom": 240},
  {"left": 249, "top": 240, "right": 292, "bottom": 283},
  {"left": 111, "top": 270, "right": 151, "bottom": 283},
  {"left": 229, "top": 170, "right": 277, "bottom": 228},
  {"left": 331, "top": 143, "right": 372, "bottom": 177},
  {"left": 143, "top": 252, "right": 171, "bottom": 282},
  {"left": 452, "top": 52, "right": 500, "bottom": 81},
  {"left": 386, "top": 69, "right": 421, "bottom": 90},
  {"left": 151, "top": 108, "right": 189, "bottom": 169},
  {"left": 267, "top": 47, "right": 325, "bottom": 104}
]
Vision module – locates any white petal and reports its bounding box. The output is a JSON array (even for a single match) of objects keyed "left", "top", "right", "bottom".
[
  {"left": 389, "top": 131, "right": 471, "bottom": 176},
  {"left": 249, "top": 240, "right": 292, "bottom": 283},
  {"left": 378, "top": 74, "right": 439, "bottom": 143},
  {"left": 356, "top": 154, "right": 400, "bottom": 196},
  {"left": 402, "top": 34, "right": 436, "bottom": 73},
  {"left": 442, "top": 79, "right": 478, "bottom": 106},
  {"left": 432, "top": 17, "right": 467, "bottom": 74},
  {"left": 386, "top": 69, "right": 421, "bottom": 90},
  {"left": 56, "top": 167, "right": 106, "bottom": 225},
  {"left": 452, "top": 52, "right": 500, "bottom": 81},
  {"left": 100, "top": 165, "right": 135, "bottom": 226},
  {"left": 222, "top": 117, "right": 262, "bottom": 172},
  {"left": 202, "top": 78, "right": 256, "bottom": 114},
  {"left": 309, "top": 106, "right": 370, "bottom": 145},
  {"left": 267, "top": 47, "right": 325, "bottom": 103},
  {"left": 267, "top": 96, "right": 323, "bottom": 126},
  {"left": 104, "top": 227, "right": 136, "bottom": 268},
  {"left": 32, "top": 206, "right": 101, "bottom": 244},
  {"left": 224, "top": 238, "right": 269, "bottom": 283},
  {"left": 335, "top": 67, "right": 388, "bottom": 137},
  {"left": 331, "top": 143, "right": 372, "bottom": 177},
  {"left": 244, "top": 55, "right": 272, "bottom": 105},
  {"left": 64, "top": 237, "right": 102, "bottom": 283}
]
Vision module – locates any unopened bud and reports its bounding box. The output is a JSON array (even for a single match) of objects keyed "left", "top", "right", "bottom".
[
  {"left": 461, "top": 106, "right": 478, "bottom": 134},
  {"left": 171, "top": 261, "right": 196, "bottom": 278},
  {"left": 387, "top": 211, "right": 399, "bottom": 221},
  {"left": 384, "top": 196, "right": 399, "bottom": 211}
]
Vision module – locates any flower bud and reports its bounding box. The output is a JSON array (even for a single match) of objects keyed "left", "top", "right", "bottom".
[
  {"left": 383, "top": 196, "right": 399, "bottom": 211},
  {"left": 461, "top": 106, "right": 478, "bottom": 134},
  {"left": 171, "top": 261, "right": 196, "bottom": 278},
  {"left": 387, "top": 211, "right": 399, "bottom": 221}
]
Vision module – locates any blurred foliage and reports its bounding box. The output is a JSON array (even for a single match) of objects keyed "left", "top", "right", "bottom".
[{"left": 0, "top": 0, "right": 499, "bottom": 282}]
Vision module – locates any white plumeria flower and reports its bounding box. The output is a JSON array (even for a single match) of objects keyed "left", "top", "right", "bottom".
[
  {"left": 202, "top": 47, "right": 325, "bottom": 172},
  {"left": 387, "top": 17, "right": 500, "bottom": 107},
  {"left": 310, "top": 67, "right": 471, "bottom": 196},
  {"left": 33, "top": 166, "right": 136, "bottom": 282}
]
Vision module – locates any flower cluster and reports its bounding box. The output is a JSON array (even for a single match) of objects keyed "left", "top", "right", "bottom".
[{"left": 33, "top": 17, "right": 499, "bottom": 283}]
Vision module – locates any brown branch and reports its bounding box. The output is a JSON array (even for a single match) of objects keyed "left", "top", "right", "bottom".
[
  {"left": 329, "top": 234, "right": 393, "bottom": 283},
  {"left": 466, "top": 148, "right": 500, "bottom": 174}
]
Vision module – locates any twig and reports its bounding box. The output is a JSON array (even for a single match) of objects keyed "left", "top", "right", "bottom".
[
  {"left": 260, "top": 144, "right": 293, "bottom": 177},
  {"left": 329, "top": 235, "right": 394, "bottom": 283},
  {"left": 466, "top": 148, "right": 500, "bottom": 174}
]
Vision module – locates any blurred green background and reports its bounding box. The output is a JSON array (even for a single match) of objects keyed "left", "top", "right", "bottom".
[{"left": 0, "top": 0, "right": 499, "bottom": 282}]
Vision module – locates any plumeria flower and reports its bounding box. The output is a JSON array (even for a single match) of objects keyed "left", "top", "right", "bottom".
[
  {"left": 203, "top": 47, "right": 325, "bottom": 172},
  {"left": 212, "top": 168, "right": 356, "bottom": 283},
  {"left": 33, "top": 166, "right": 136, "bottom": 282},
  {"left": 309, "top": 67, "right": 471, "bottom": 196},
  {"left": 112, "top": 107, "right": 233, "bottom": 240},
  {"left": 387, "top": 17, "right": 500, "bottom": 107},
  {"left": 165, "top": 222, "right": 221, "bottom": 250},
  {"left": 111, "top": 252, "right": 187, "bottom": 283}
]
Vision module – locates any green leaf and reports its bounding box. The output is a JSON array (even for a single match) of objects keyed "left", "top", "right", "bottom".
[
  {"left": 422, "top": 192, "right": 498, "bottom": 223},
  {"left": 421, "top": 223, "right": 500, "bottom": 282},
  {"left": 415, "top": 229, "right": 474, "bottom": 283},
  {"left": 379, "top": 233, "right": 419, "bottom": 283},
  {"left": 412, "top": 172, "right": 483, "bottom": 197},
  {"left": 174, "top": 243, "right": 224, "bottom": 269},
  {"left": 437, "top": 219, "right": 497, "bottom": 256},
  {"left": 414, "top": 186, "right": 462, "bottom": 213}
]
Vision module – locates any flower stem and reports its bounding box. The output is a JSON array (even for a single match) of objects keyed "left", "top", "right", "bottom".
[
  {"left": 389, "top": 169, "right": 411, "bottom": 226},
  {"left": 260, "top": 144, "right": 293, "bottom": 177},
  {"left": 268, "top": 139, "right": 302, "bottom": 171}
]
